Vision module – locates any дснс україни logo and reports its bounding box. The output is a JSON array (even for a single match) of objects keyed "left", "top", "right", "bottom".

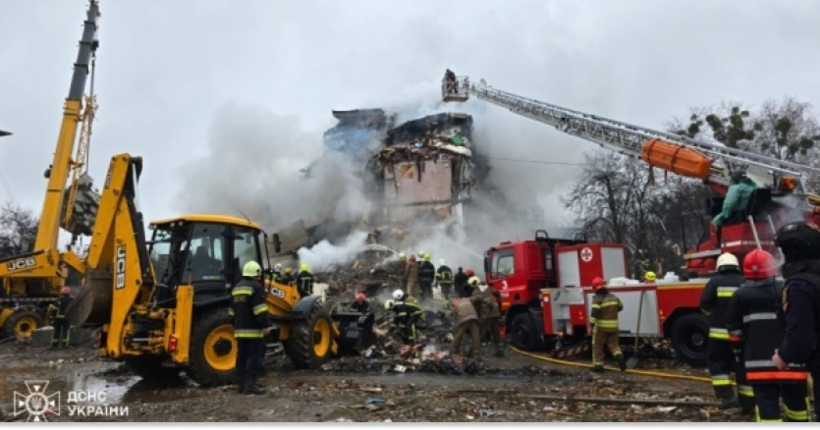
[{"left": 13, "top": 380, "right": 60, "bottom": 422}]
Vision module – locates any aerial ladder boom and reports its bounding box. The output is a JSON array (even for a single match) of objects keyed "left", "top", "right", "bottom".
[{"left": 441, "top": 71, "right": 820, "bottom": 203}]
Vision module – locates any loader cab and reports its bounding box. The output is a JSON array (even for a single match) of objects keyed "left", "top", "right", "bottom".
[{"left": 148, "top": 216, "right": 266, "bottom": 307}]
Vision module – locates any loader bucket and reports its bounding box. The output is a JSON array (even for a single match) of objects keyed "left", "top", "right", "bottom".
[
  {"left": 327, "top": 303, "right": 375, "bottom": 355},
  {"left": 65, "top": 267, "right": 113, "bottom": 327}
]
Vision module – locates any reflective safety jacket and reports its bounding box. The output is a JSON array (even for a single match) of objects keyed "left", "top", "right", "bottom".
[
  {"left": 419, "top": 261, "right": 436, "bottom": 284},
  {"left": 295, "top": 271, "right": 314, "bottom": 298},
  {"left": 392, "top": 299, "right": 423, "bottom": 329},
  {"left": 49, "top": 295, "right": 73, "bottom": 320},
  {"left": 436, "top": 265, "right": 453, "bottom": 286},
  {"left": 229, "top": 279, "right": 271, "bottom": 339},
  {"left": 726, "top": 279, "right": 808, "bottom": 384},
  {"left": 699, "top": 268, "right": 745, "bottom": 340},
  {"left": 590, "top": 289, "right": 623, "bottom": 333}
]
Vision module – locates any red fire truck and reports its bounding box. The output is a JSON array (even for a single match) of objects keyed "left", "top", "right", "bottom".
[{"left": 485, "top": 230, "right": 709, "bottom": 365}]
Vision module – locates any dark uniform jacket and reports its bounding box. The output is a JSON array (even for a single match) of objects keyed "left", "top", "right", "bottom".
[
  {"left": 436, "top": 265, "right": 453, "bottom": 286},
  {"left": 50, "top": 295, "right": 73, "bottom": 319},
  {"left": 590, "top": 289, "right": 622, "bottom": 333},
  {"left": 700, "top": 268, "right": 745, "bottom": 340},
  {"left": 454, "top": 271, "right": 468, "bottom": 296},
  {"left": 418, "top": 261, "right": 436, "bottom": 285},
  {"left": 727, "top": 279, "right": 808, "bottom": 384},
  {"left": 778, "top": 260, "right": 820, "bottom": 370},
  {"left": 351, "top": 300, "right": 370, "bottom": 313},
  {"left": 392, "top": 299, "right": 423, "bottom": 329},
  {"left": 229, "top": 279, "right": 271, "bottom": 339},
  {"left": 295, "top": 271, "right": 314, "bottom": 297}
]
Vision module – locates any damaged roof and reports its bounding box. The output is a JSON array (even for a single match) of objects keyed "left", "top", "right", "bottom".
[{"left": 385, "top": 113, "right": 472, "bottom": 147}]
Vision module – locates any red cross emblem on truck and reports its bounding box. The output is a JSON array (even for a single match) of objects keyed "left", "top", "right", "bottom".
[{"left": 580, "top": 247, "right": 593, "bottom": 262}]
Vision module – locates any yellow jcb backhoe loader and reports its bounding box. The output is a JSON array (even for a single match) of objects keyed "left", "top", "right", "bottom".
[{"left": 66, "top": 154, "right": 375, "bottom": 386}]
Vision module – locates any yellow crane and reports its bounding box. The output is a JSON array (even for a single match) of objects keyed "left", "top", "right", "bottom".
[{"left": 0, "top": 1, "right": 101, "bottom": 338}]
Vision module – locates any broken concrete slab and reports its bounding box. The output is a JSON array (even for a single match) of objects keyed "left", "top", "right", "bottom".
[{"left": 31, "top": 326, "right": 93, "bottom": 347}]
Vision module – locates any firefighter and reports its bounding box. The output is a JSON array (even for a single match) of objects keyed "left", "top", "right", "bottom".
[
  {"left": 699, "top": 252, "right": 754, "bottom": 411},
  {"left": 280, "top": 267, "right": 295, "bottom": 285},
  {"left": 230, "top": 261, "right": 274, "bottom": 395},
  {"left": 418, "top": 253, "right": 436, "bottom": 303},
  {"left": 471, "top": 279, "right": 504, "bottom": 357},
  {"left": 386, "top": 292, "right": 423, "bottom": 345},
  {"left": 450, "top": 297, "right": 481, "bottom": 357},
  {"left": 49, "top": 287, "right": 73, "bottom": 348},
  {"left": 590, "top": 277, "right": 626, "bottom": 372},
  {"left": 351, "top": 292, "right": 370, "bottom": 313},
  {"left": 405, "top": 254, "right": 419, "bottom": 297},
  {"left": 295, "top": 263, "right": 314, "bottom": 298},
  {"left": 726, "top": 249, "right": 809, "bottom": 422},
  {"left": 436, "top": 259, "right": 454, "bottom": 303},
  {"left": 713, "top": 171, "right": 757, "bottom": 228},
  {"left": 772, "top": 221, "right": 820, "bottom": 417},
  {"left": 463, "top": 269, "right": 480, "bottom": 297},
  {"left": 454, "top": 267, "right": 468, "bottom": 298},
  {"left": 272, "top": 263, "right": 283, "bottom": 283},
  {"left": 644, "top": 271, "right": 657, "bottom": 283}
]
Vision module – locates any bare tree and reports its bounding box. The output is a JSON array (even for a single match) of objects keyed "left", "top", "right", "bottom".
[{"left": 0, "top": 202, "right": 39, "bottom": 259}]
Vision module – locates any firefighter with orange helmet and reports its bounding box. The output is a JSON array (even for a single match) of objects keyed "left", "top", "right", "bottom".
[
  {"left": 589, "top": 277, "right": 626, "bottom": 372},
  {"left": 699, "top": 252, "right": 754, "bottom": 412},
  {"left": 48, "top": 286, "right": 74, "bottom": 348},
  {"left": 726, "top": 249, "right": 810, "bottom": 422}
]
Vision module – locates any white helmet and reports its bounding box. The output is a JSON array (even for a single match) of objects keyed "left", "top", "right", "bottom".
[
  {"left": 384, "top": 299, "right": 395, "bottom": 310},
  {"left": 439, "top": 258, "right": 446, "bottom": 265},
  {"left": 716, "top": 253, "right": 739, "bottom": 269},
  {"left": 392, "top": 289, "right": 404, "bottom": 300}
]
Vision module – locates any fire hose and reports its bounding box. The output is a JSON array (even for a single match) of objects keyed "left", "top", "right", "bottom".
[{"left": 510, "top": 346, "right": 719, "bottom": 385}]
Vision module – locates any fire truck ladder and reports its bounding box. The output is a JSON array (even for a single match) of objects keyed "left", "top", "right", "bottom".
[{"left": 440, "top": 71, "right": 820, "bottom": 206}]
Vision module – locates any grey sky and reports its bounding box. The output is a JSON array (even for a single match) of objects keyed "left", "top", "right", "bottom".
[{"left": 1, "top": 0, "right": 819, "bottom": 244}]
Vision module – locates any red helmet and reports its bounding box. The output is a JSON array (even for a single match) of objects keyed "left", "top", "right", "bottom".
[
  {"left": 465, "top": 269, "right": 475, "bottom": 277},
  {"left": 591, "top": 277, "right": 606, "bottom": 290},
  {"left": 61, "top": 287, "right": 71, "bottom": 295},
  {"left": 356, "top": 292, "right": 365, "bottom": 302},
  {"left": 743, "top": 249, "right": 778, "bottom": 280}
]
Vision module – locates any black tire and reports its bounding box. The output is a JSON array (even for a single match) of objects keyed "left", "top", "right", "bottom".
[
  {"left": 670, "top": 313, "right": 709, "bottom": 366},
  {"left": 285, "top": 300, "right": 336, "bottom": 369},
  {"left": 4, "top": 309, "right": 44, "bottom": 338},
  {"left": 186, "top": 308, "right": 237, "bottom": 387},
  {"left": 509, "top": 312, "right": 542, "bottom": 351},
  {"left": 124, "top": 356, "right": 181, "bottom": 380}
]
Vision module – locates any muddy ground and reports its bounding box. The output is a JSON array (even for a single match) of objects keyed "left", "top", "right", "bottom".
[{"left": 0, "top": 338, "right": 760, "bottom": 423}]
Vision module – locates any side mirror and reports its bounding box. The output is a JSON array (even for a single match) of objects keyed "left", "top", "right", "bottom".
[{"left": 273, "top": 233, "right": 281, "bottom": 254}]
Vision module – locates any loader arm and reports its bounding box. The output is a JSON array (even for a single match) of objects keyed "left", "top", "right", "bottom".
[{"left": 65, "top": 154, "right": 155, "bottom": 354}]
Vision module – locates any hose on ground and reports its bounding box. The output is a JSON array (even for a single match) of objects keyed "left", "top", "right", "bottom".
[{"left": 510, "top": 346, "right": 718, "bottom": 384}]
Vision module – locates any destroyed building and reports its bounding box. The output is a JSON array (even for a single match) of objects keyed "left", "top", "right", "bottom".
[{"left": 275, "top": 110, "right": 492, "bottom": 256}]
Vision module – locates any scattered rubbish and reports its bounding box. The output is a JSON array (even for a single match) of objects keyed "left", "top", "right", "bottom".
[
  {"left": 394, "top": 365, "right": 407, "bottom": 373},
  {"left": 360, "top": 387, "right": 383, "bottom": 393},
  {"left": 476, "top": 408, "right": 498, "bottom": 418},
  {"left": 365, "top": 398, "right": 385, "bottom": 405},
  {"left": 365, "top": 404, "right": 381, "bottom": 412},
  {"left": 656, "top": 406, "right": 677, "bottom": 413}
]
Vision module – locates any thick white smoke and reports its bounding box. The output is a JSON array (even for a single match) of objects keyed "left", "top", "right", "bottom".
[
  {"left": 297, "top": 230, "right": 370, "bottom": 272},
  {"left": 173, "top": 103, "right": 370, "bottom": 232}
]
